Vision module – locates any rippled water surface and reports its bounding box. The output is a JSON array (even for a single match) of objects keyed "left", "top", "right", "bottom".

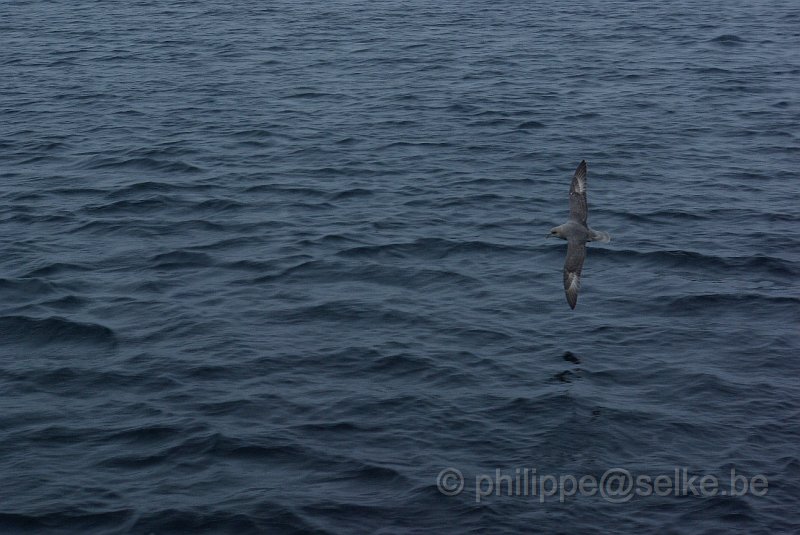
[{"left": 1, "top": 0, "right": 799, "bottom": 533}]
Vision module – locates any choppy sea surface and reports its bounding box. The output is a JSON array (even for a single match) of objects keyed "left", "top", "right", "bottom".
[{"left": 1, "top": 1, "right": 799, "bottom": 533}]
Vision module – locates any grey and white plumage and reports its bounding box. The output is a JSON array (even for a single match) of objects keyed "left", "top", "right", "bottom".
[{"left": 548, "top": 160, "right": 610, "bottom": 309}]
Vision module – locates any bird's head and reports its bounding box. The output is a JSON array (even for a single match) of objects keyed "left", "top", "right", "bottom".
[{"left": 547, "top": 226, "right": 565, "bottom": 239}]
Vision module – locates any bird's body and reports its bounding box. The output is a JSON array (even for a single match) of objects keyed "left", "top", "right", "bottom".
[
  {"left": 551, "top": 220, "right": 593, "bottom": 242},
  {"left": 548, "top": 160, "right": 610, "bottom": 309}
]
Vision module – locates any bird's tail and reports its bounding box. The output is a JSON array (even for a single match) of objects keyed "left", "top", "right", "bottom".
[{"left": 590, "top": 230, "right": 611, "bottom": 243}]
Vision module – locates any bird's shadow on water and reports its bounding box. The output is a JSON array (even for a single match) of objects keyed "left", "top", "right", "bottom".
[
  {"left": 548, "top": 350, "right": 603, "bottom": 420},
  {"left": 549, "top": 350, "right": 582, "bottom": 383}
]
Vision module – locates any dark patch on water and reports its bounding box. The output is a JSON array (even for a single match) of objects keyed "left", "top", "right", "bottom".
[
  {"left": 0, "top": 315, "right": 116, "bottom": 347},
  {"left": 710, "top": 34, "right": 746, "bottom": 45}
]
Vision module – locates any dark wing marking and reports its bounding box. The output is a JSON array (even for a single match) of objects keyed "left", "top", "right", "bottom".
[
  {"left": 563, "top": 239, "right": 586, "bottom": 309},
  {"left": 569, "top": 160, "right": 588, "bottom": 225}
]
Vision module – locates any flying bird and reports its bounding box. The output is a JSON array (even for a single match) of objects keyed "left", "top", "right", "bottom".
[{"left": 548, "top": 160, "right": 610, "bottom": 309}]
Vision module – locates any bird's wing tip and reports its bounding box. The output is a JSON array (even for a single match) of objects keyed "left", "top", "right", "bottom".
[{"left": 573, "top": 160, "right": 587, "bottom": 181}]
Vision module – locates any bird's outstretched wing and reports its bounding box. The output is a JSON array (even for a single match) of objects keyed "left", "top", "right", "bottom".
[
  {"left": 563, "top": 239, "right": 586, "bottom": 309},
  {"left": 569, "top": 160, "right": 588, "bottom": 225}
]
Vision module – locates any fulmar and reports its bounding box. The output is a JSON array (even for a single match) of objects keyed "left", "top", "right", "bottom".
[{"left": 548, "top": 160, "right": 610, "bottom": 309}]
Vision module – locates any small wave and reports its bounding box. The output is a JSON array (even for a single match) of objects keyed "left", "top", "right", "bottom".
[
  {"left": 434, "top": 193, "right": 505, "bottom": 208},
  {"left": 329, "top": 188, "right": 373, "bottom": 200},
  {"left": 337, "top": 237, "right": 529, "bottom": 260},
  {"left": 82, "top": 195, "right": 181, "bottom": 215},
  {"left": 566, "top": 112, "right": 600, "bottom": 120},
  {"left": 360, "top": 393, "right": 438, "bottom": 415},
  {"left": 449, "top": 176, "right": 535, "bottom": 187},
  {"left": 230, "top": 128, "right": 274, "bottom": 139},
  {"left": 25, "top": 262, "right": 90, "bottom": 277},
  {"left": 462, "top": 69, "right": 505, "bottom": 80},
  {"left": 665, "top": 293, "right": 798, "bottom": 312},
  {"left": 611, "top": 209, "right": 710, "bottom": 222},
  {"left": 466, "top": 117, "right": 514, "bottom": 127},
  {"left": 80, "top": 156, "right": 202, "bottom": 173},
  {"left": 275, "top": 301, "right": 427, "bottom": 326},
  {"left": 373, "top": 119, "right": 418, "bottom": 127},
  {"left": 363, "top": 352, "right": 434, "bottom": 376},
  {"left": 448, "top": 327, "right": 512, "bottom": 343},
  {"left": 0, "top": 315, "right": 116, "bottom": 347},
  {"left": 594, "top": 248, "right": 799, "bottom": 277},
  {"left": 222, "top": 259, "right": 281, "bottom": 272},
  {"left": 106, "top": 180, "right": 212, "bottom": 198},
  {"left": 131, "top": 507, "right": 319, "bottom": 534},
  {"left": 129, "top": 432, "right": 327, "bottom": 468},
  {"left": 678, "top": 493, "right": 755, "bottom": 525},
  {"left": 694, "top": 66, "right": 732, "bottom": 74},
  {"left": 517, "top": 120, "right": 546, "bottom": 129},
  {"left": 123, "top": 144, "right": 195, "bottom": 159},
  {"left": 323, "top": 462, "right": 408, "bottom": 486},
  {"left": 149, "top": 251, "right": 214, "bottom": 269},
  {"left": 284, "top": 91, "right": 338, "bottom": 99},
  {"left": 242, "top": 184, "right": 328, "bottom": 197},
  {"left": 106, "top": 425, "right": 182, "bottom": 446},
  {"left": 0, "top": 510, "right": 134, "bottom": 533},
  {"left": 446, "top": 103, "right": 479, "bottom": 113},
  {"left": 345, "top": 463, "right": 405, "bottom": 481},
  {"left": 0, "top": 277, "right": 58, "bottom": 296},
  {"left": 293, "top": 420, "right": 372, "bottom": 433},
  {"left": 39, "top": 295, "right": 87, "bottom": 310},
  {"left": 376, "top": 141, "right": 453, "bottom": 151},
  {"left": 335, "top": 136, "right": 358, "bottom": 145},
  {"left": 194, "top": 198, "right": 247, "bottom": 212},
  {"left": 295, "top": 233, "right": 365, "bottom": 248},
  {"left": 710, "top": 34, "right": 745, "bottom": 45}
]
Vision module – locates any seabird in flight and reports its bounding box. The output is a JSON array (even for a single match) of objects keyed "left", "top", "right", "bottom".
[{"left": 548, "top": 160, "right": 611, "bottom": 309}]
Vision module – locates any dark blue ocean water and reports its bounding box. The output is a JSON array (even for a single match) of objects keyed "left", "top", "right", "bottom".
[{"left": 1, "top": 1, "right": 799, "bottom": 533}]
